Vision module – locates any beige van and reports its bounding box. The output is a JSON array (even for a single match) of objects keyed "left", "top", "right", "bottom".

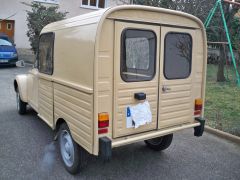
[{"left": 14, "top": 5, "right": 207, "bottom": 174}]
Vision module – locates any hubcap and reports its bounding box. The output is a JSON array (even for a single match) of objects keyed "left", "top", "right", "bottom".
[
  {"left": 60, "top": 130, "right": 74, "bottom": 167},
  {"left": 148, "top": 137, "right": 163, "bottom": 146}
]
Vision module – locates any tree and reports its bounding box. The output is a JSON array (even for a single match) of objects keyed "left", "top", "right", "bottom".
[
  {"left": 26, "top": 2, "right": 67, "bottom": 54},
  {"left": 207, "top": 2, "right": 239, "bottom": 82},
  {"left": 133, "top": 0, "right": 240, "bottom": 82},
  {"left": 232, "top": 12, "right": 240, "bottom": 62}
]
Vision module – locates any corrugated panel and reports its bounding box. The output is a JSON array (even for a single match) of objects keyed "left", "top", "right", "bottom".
[
  {"left": 38, "top": 79, "right": 54, "bottom": 128},
  {"left": 54, "top": 83, "right": 93, "bottom": 153},
  {"left": 159, "top": 81, "right": 193, "bottom": 128}
]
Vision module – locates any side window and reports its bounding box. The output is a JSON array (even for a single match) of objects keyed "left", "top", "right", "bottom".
[
  {"left": 121, "top": 29, "right": 156, "bottom": 82},
  {"left": 164, "top": 32, "right": 192, "bottom": 79},
  {"left": 38, "top": 33, "right": 54, "bottom": 75}
]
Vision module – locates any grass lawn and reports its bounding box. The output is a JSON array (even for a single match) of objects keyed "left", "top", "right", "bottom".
[{"left": 205, "top": 64, "right": 240, "bottom": 136}]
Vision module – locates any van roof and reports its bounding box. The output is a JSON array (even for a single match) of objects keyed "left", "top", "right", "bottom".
[{"left": 42, "top": 5, "right": 205, "bottom": 33}]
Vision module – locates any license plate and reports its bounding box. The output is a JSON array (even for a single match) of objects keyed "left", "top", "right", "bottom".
[{"left": 0, "top": 60, "right": 8, "bottom": 63}]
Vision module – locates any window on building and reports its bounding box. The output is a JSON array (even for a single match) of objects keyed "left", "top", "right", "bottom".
[
  {"left": 7, "top": 23, "right": 12, "bottom": 30},
  {"left": 38, "top": 33, "right": 54, "bottom": 75},
  {"left": 33, "top": 0, "right": 59, "bottom": 5},
  {"left": 120, "top": 29, "right": 157, "bottom": 82},
  {"left": 81, "top": 0, "right": 106, "bottom": 9},
  {"left": 164, "top": 32, "right": 192, "bottom": 79}
]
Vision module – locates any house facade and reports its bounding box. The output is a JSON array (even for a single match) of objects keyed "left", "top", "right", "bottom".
[{"left": 0, "top": 0, "right": 129, "bottom": 49}]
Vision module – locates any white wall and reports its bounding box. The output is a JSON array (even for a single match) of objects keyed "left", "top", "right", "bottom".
[
  {"left": 0, "top": 0, "right": 126, "bottom": 49},
  {"left": 0, "top": 0, "right": 32, "bottom": 48}
]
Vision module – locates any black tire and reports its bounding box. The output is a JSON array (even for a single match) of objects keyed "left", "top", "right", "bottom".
[
  {"left": 145, "top": 134, "right": 173, "bottom": 151},
  {"left": 16, "top": 90, "right": 27, "bottom": 115},
  {"left": 58, "top": 123, "right": 87, "bottom": 174}
]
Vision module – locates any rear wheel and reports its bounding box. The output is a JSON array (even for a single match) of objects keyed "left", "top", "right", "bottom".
[
  {"left": 58, "top": 123, "right": 87, "bottom": 174},
  {"left": 16, "top": 90, "right": 27, "bottom": 115},
  {"left": 145, "top": 134, "right": 173, "bottom": 151}
]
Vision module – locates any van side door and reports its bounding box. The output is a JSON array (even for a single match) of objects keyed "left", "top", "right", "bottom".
[
  {"left": 37, "top": 33, "right": 54, "bottom": 128},
  {"left": 158, "top": 27, "right": 196, "bottom": 128}
]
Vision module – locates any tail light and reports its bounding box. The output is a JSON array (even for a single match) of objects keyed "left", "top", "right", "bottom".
[
  {"left": 194, "top": 98, "right": 203, "bottom": 115},
  {"left": 98, "top": 128, "right": 108, "bottom": 134},
  {"left": 98, "top": 112, "right": 109, "bottom": 134}
]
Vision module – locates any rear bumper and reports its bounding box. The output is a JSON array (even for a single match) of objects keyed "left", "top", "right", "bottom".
[
  {"left": 112, "top": 121, "right": 201, "bottom": 148},
  {"left": 0, "top": 58, "right": 18, "bottom": 66},
  {"left": 98, "top": 119, "right": 205, "bottom": 159},
  {"left": 194, "top": 117, "right": 205, "bottom": 137}
]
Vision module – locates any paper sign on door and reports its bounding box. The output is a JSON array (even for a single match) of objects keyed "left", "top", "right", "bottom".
[{"left": 126, "top": 101, "right": 152, "bottom": 129}]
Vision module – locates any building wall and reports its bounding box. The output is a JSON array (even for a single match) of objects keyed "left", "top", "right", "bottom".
[
  {"left": 0, "top": 0, "right": 32, "bottom": 48},
  {"left": 0, "top": 0, "right": 128, "bottom": 49}
]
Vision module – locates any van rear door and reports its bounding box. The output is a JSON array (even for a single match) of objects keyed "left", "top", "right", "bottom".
[
  {"left": 113, "top": 21, "right": 160, "bottom": 138},
  {"left": 158, "top": 27, "right": 196, "bottom": 128}
]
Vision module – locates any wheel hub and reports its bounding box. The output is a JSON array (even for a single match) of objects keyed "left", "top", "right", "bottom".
[{"left": 60, "top": 130, "right": 74, "bottom": 167}]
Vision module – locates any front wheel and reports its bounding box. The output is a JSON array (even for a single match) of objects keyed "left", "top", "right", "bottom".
[
  {"left": 16, "top": 91, "right": 27, "bottom": 115},
  {"left": 145, "top": 134, "right": 173, "bottom": 151},
  {"left": 58, "top": 123, "right": 87, "bottom": 174}
]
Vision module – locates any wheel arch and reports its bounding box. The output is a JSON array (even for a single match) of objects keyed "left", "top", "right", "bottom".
[
  {"left": 55, "top": 118, "right": 67, "bottom": 132},
  {"left": 55, "top": 118, "right": 80, "bottom": 150}
]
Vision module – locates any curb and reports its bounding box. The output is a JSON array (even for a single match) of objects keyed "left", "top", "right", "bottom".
[{"left": 205, "top": 126, "right": 240, "bottom": 144}]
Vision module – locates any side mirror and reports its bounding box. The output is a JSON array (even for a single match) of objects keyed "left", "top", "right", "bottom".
[{"left": 16, "top": 60, "right": 25, "bottom": 68}]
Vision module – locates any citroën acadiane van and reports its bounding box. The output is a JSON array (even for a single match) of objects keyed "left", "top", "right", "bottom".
[{"left": 14, "top": 5, "right": 207, "bottom": 174}]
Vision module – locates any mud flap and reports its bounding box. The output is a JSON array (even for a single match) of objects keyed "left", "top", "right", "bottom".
[
  {"left": 99, "top": 137, "right": 112, "bottom": 161},
  {"left": 194, "top": 117, "right": 205, "bottom": 137}
]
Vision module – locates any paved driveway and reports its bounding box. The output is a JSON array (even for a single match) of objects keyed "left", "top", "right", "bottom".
[{"left": 0, "top": 66, "right": 240, "bottom": 180}]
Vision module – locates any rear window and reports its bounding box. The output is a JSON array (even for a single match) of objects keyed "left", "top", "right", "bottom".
[
  {"left": 120, "top": 29, "right": 156, "bottom": 82},
  {"left": 164, "top": 32, "right": 192, "bottom": 79}
]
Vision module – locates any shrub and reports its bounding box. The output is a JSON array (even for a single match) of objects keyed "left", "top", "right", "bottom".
[{"left": 26, "top": 2, "right": 67, "bottom": 54}]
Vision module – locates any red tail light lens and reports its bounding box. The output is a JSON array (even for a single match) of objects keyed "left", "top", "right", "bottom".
[
  {"left": 98, "top": 128, "right": 108, "bottom": 134},
  {"left": 98, "top": 120, "right": 109, "bottom": 128},
  {"left": 194, "top": 110, "right": 201, "bottom": 115},
  {"left": 195, "top": 104, "right": 203, "bottom": 111}
]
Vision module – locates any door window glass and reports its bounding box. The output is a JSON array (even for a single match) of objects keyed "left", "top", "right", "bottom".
[
  {"left": 121, "top": 29, "right": 156, "bottom": 82},
  {"left": 38, "top": 33, "right": 54, "bottom": 75},
  {"left": 164, "top": 32, "right": 192, "bottom": 79}
]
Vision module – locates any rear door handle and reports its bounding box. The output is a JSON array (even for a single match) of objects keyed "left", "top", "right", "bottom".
[
  {"left": 134, "top": 92, "right": 146, "bottom": 100},
  {"left": 162, "top": 86, "right": 171, "bottom": 92}
]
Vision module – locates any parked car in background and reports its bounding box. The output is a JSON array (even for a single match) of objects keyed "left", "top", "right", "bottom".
[
  {"left": 0, "top": 38, "right": 18, "bottom": 66},
  {"left": 0, "top": 33, "right": 13, "bottom": 43}
]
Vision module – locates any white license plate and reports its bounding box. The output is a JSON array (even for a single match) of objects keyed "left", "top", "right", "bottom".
[{"left": 0, "top": 60, "right": 8, "bottom": 63}]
